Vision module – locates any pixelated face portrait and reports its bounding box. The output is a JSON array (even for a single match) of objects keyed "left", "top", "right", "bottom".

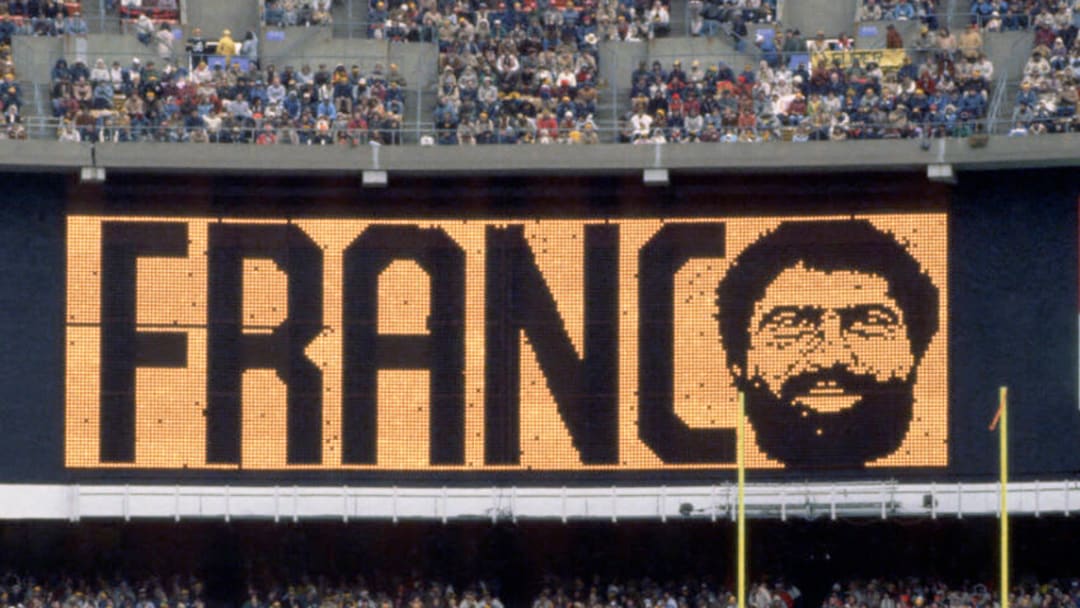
[{"left": 717, "top": 220, "right": 941, "bottom": 468}]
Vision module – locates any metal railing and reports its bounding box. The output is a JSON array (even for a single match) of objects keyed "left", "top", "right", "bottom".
[
  {"left": 45, "top": 50, "right": 392, "bottom": 73},
  {"left": 267, "top": 8, "right": 765, "bottom": 44},
  {"left": 985, "top": 72, "right": 1008, "bottom": 134},
  {"left": 0, "top": 0, "right": 183, "bottom": 37},
  {"left": 26, "top": 113, "right": 1068, "bottom": 147},
  {"left": 10, "top": 479, "right": 1080, "bottom": 521}
]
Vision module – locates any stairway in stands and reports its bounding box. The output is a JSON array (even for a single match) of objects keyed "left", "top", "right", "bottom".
[
  {"left": 82, "top": 0, "right": 123, "bottom": 35},
  {"left": 332, "top": 0, "right": 369, "bottom": 40},
  {"left": 667, "top": 0, "right": 688, "bottom": 38}
]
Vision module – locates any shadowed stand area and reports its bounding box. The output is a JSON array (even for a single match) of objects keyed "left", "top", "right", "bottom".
[{"left": 4, "top": 518, "right": 1080, "bottom": 607}]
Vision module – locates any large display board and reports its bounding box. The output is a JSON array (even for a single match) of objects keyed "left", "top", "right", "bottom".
[
  {"left": 65, "top": 214, "right": 947, "bottom": 472},
  {"left": 0, "top": 171, "right": 1075, "bottom": 484}
]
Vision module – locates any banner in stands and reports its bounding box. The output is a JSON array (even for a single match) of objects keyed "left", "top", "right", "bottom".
[
  {"left": 66, "top": 214, "right": 947, "bottom": 472},
  {"left": 812, "top": 48, "right": 909, "bottom": 71}
]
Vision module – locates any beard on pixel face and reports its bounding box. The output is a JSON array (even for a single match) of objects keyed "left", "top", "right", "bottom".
[{"left": 740, "top": 364, "right": 916, "bottom": 469}]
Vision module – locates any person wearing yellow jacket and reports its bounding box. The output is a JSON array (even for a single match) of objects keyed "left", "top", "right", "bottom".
[{"left": 216, "top": 29, "right": 237, "bottom": 63}]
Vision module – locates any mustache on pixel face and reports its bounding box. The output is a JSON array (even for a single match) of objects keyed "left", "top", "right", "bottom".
[{"left": 774, "top": 364, "right": 905, "bottom": 405}]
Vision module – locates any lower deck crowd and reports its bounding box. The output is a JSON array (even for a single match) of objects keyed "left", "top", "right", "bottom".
[{"left": 3, "top": 575, "right": 1079, "bottom": 608}]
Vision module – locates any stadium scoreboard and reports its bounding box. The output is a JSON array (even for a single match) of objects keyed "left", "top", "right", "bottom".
[
  {"left": 0, "top": 172, "right": 1072, "bottom": 485},
  {"left": 65, "top": 214, "right": 948, "bottom": 473}
]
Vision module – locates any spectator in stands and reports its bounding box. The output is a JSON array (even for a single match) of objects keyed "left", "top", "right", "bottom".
[
  {"left": 72, "top": 74, "right": 91, "bottom": 106},
  {"left": 57, "top": 118, "right": 81, "bottom": 141},
  {"left": 860, "top": 0, "right": 939, "bottom": 29},
  {"left": 187, "top": 27, "right": 208, "bottom": 66},
  {"left": 859, "top": 0, "right": 883, "bottom": 20},
  {"left": 646, "top": 1, "right": 670, "bottom": 38},
  {"left": 959, "top": 22, "right": 982, "bottom": 61},
  {"left": 806, "top": 30, "right": 829, "bottom": 54},
  {"left": 757, "top": 31, "right": 781, "bottom": 67},
  {"left": 65, "top": 9, "right": 88, "bottom": 35},
  {"left": 781, "top": 28, "right": 806, "bottom": 62},
  {"left": 886, "top": 23, "right": 904, "bottom": 48},
  {"left": 135, "top": 12, "right": 154, "bottom": 44},
  {"left": 0, "top": 67, "right": 19, "bottom": 114},
  {"left": 895, "top": 0, "right": 916, "bottom": 20},
  {"left": 912, "top": 24, "right": 935, "bottom": 60},
  {"left": 263, "top": 0, "right": 285, "bottom": 27},
  {"left": 35, "top": 0, "right": 1077, "bottom": 146},
  {"left": 91, "top": 76, "right": 114, "bottom": 109},
  {"left": 241, "top": 30, "right": 258, "bottom": 67},
  {"left": 936, "top": 26, "right": 958, "bottom": 57},
  {"left": 632, "top": 46, "right": 998, "bottom": 144},
  {"left": 155, "top": 22, "right": 175, "bottom": 61},
  {"left": 90, "top": 57, "right": 110, "bottom": 83},
  {"left": 972, "top": 0, "right": 995, "bottom": 27},
  {"left": 310, "top": 2, "right": 333, "bottom": 26},
  {"left": 217, "top": 28, "right": 236, "bottom": 62},
  {"left": 689, "top": 0, "right": 772, "bottom": 40},
  {"left": 48, "top": 37, "right": 405, "bottom": 145}
]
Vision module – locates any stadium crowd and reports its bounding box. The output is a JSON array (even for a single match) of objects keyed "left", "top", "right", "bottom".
[
  {"left": 856, "top": 0, "right": 942, "bottom": 29},
  {"left": 0, "top": 1, "right": 87, "bottom": 41},
  {"left": 858, "top": 0, "right": 1080, "bottom": 32},
  {"left": 0, "top": 0, "right": 188, "bottom": 42},
  {"left": 4, "top": 574, "right": 1080, "bottom": 608},
  {"left": 530, "top": 577, "right": 798, "bottom": 608},
  {"left": 687, "top": 0, "right": 778, "bottom": 40},
  {"left": 427, "top": 0, "right": 608, "bottom": 145},
  {"left": 965, "top": 0, "right": 1078, "bottom": 30},
  {"left": 815, "top": 579, "right": 1080, "bottom": 608},
  {"left": 263, "top": 0, "right": 334, "bottom": 28},
  {"left": 0, "top": 574, "right": 508, "bottom": 608},
  {"left": 0, "top": 21, "right": 26, "bottom": 138},
  {"left": 0, "top": 575, "right": 211, "bottom": 608},
  {"left": 4, "top": 0, "right": 1075, "bottom": 143},
  {"left": 1009, "top": 0, "right": 1078, "bottom": 134},
  {"left": 119, "top": 0, "right": 180, "bottom": 18},
  {"left": 49, "top": 54, "right": 406, "bottom": 144},
  {"left": 528, "top": 578, "right": 1080, "bottom": 608},
  {"left": 357, "top": 0, "right": 675, "bottom": 43},
  {"left": 618, "top": 38, "right": 997, "bottom": 143}
]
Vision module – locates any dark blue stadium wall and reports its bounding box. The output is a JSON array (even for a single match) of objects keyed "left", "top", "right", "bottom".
[
  {"left": 949, "top": 169, "right": 1079, "bottom": 478},
  {"left": 0, "top": 169, "right": 1077, "bottom": 483},
  {"left": 0, "top": 177, "right": 66, "bottom": 482}
]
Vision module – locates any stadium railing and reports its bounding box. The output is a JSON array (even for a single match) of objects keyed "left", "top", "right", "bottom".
[{"left": 30, "top": 114, "right": 1047, "bottom": 145}]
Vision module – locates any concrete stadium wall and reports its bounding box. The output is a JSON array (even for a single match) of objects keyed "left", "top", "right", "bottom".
[
  {"left": 603, "top": 36, "right": 759, "bottom": 99},
  {"left": 260, "top": 35, "right": 436, "bottom": 89},
  {"left": 0, "top": 134, "right": 1073, "bottom": 176},
  {"left": 185, "top": 0, "right": 261, "bottom": 43},
  {"left": 854, "top": 19, "right": 923, "bottom": 50},
  {"left": 782, "top": 0, "right": 857, "bottom": 37},
  {"left": 15, "top": 33, "right": 191, "bottom": 84},
  {"left": 984, "top": 30, "right": 1036, "bottom": 81}
]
